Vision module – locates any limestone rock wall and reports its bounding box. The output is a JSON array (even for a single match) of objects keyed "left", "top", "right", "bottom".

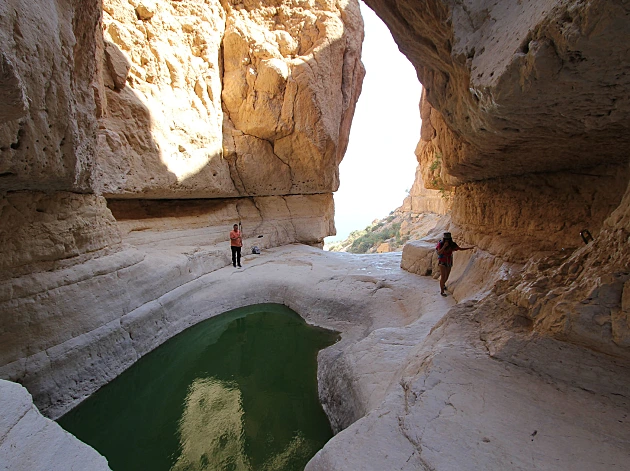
[
  {"left": 500, "top": 169, "right": 630, "bottom": 358},
  {"left": 95, "top": 0, "right": 364, "bottom": 198},
  {"left": 0, "top": 0, "right": 364, "bottom": 277},
  {"left": 0, "top": 0, "right": 101, "bottom": 193},
  {"left": 379, "top": 0, "right": 630, "bottom": 249},
  {"left": 451, "top": 163, "right": 629, "bottom": 261},
  {"left": 0, "top": 192, "right": 122, "bottom": 280},
  {"left": 365, "top": 0, "right": 630, "bottom": 356},
  {"left": 0, "top": 0, "right": 363, "bottom": 434},
  {"left": 366, "top": 0, "right": 630, "bottom": 184},
  {"left": 399, "top": 163, "right": 451, "bottom": 216},
  {"left": 108, "top": 193, "right": 335, "bottom": 246},
  {"left": 0, "top": 0, "right": 124, "bottom": 277},
  {"left": 222, "top": 0, "right": 364, "bottom": 196},
  {"left": 95, "top": 0, "right": 229, "bottom": 197}
]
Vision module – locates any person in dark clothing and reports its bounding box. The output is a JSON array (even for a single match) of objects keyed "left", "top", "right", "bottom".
[
  {"left": 436, "top": 232, "right": 474, "bottom": 296},
  {"left": 230, "top": 224, "right": 242, "bottom": 268}
]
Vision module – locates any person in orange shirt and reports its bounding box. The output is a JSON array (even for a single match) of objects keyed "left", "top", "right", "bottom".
[{"left": 230, "top": 223, "right": 243, "bottom": 268}]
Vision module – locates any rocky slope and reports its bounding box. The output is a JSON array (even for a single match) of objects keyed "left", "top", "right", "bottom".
[
  {"left": 325, "top": 209, "right": 443, "bottom": 254},
  {"left": 327, "top": 165, "right": 450, "bottom": 253}
]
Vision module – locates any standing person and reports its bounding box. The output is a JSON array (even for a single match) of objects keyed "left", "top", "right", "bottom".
[
  {"left": 436, "top": 232, "right": 474, "bottom": 296},
  {"left": 230, "top": 223, "right": 242, "bottom": 268}
]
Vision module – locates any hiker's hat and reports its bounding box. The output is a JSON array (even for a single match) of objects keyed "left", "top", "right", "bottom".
[{"left": 443, "top": 232, "right": 452, "bottom": 240}]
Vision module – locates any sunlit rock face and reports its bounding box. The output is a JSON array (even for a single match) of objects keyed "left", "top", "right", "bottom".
[
  {"left": 364, "top": 0, "right": 630, "bottom": 251},
  {"left": 399, "top": 163, "right": 451, "bottom": 217},
  {"left": 95, "top": 0, "right": 229, "bottom": 197},
  {"left": 366, "top": 0, "right": 630, "bottom": 184},
  {"left": 94, "top": 0, "right": 364, "bottom": 198},
  {"left": 0, "top": 0, "right": 364, "bottom": 278}
]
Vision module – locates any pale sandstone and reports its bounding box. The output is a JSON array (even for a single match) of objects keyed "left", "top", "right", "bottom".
[
  {"left": 308, "top": 301, "right": 630, "bottom": 471},
  {"left": 400, "top": 163, "right": 451, "bottom": 216},
  {"left": 1, "top": 241, "right": 629, "bottom": 471},
  {"left": 450, "top": 163, "right": 629, "bottom": 261},
  {"left": 107, "top": 193, "right": 335, "bottom": 246},
  {"left": 135, "top": 1, "right": 157, "bottom": 21},
  {"left": 95, "top": 0, "right": 230, "bottom": 198},
  {"left": 0, "top": 0, "right": 101, "bottom": 193},
  {"left": 401, "top": 240, "right": 437, "bottom": 277},
  {"left": 0, "top": 192, "right": 122, "bottom": 280},
  {"left": 0, "top": 242, "right": 437, "bottom": 419},
  {"left": 370, "top": 0, "right": 630, "bottom": 289},
  {"left": 0, "top": 380, "right": 110, "bottom": 471},
  {"left": 95, "top": 0, "right": 364, "bottom": 199},
  {"left": 365, "top": 0, "right": 630, "bottom": 183},
  {"left": 1, "top": 0, "right": 630, "bottom": 470},
  {"left": 103, "top": 41, "right": 131, "bottom": 91},
  {"left": 1, "top": 0, "right": 365, "bottom": 284},
  {"left": 221, "top": 0, "right": 364, "bottom": 195}
]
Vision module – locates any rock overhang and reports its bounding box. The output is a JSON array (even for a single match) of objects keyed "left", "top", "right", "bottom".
[{"left": 364, "top": 0, "right": 630, "bottom": 183}]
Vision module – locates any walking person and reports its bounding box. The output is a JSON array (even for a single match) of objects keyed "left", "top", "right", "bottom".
[
  {"left": 230, "top": 223, "right": 242, "bottom": 268},
  {"left": 436, "top": 232, "right": 474, "bottom": 296}
]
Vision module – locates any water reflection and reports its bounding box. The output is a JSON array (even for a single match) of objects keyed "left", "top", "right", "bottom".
[
  {"left": 173, "top": 377, "right": 314, "bottom": 471},
  {"left": 58, "top": 304, "right": 338, "bottom": 471},
  {"left": 173, "top": 378, "right": 247, "bottom": 471}
]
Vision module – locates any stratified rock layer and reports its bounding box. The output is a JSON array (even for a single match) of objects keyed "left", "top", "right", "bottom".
[
  {"left": 365, "top": 0, "right": 630, "bottom": 356},
  {"left": 2, "top": 1, "right": 630, "bottom": 470},
  {"left": 0, "top": 0, "right": 364, "bottom": 277}
]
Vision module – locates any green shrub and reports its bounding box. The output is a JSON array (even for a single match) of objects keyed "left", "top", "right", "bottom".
[{"left": 347, "top": 222, "right": 402, "bottom": 254}]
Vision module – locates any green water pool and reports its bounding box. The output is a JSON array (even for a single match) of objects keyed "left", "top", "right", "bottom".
[{"left": 58, "top": 304, "right": 339, "bottom": 471}]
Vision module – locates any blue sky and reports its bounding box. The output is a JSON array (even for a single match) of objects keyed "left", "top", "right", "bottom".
[{"left": 326, "top": 2, "right": 422, "bottom": 243}]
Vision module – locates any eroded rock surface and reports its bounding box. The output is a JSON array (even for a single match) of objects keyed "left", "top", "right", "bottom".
[
  {"left": 366, "top": 0, "right": 630, "bottom": 183},
  {"left": 0, "top": 0, "right": 365, "bottom": 279},
  {"left": 308, "top": 301, "right": 630, "bottom": 471},
  {"left": 2, "top": 240, "right": 628, "bottom": 471},
  {"left": 95, "top": 0, "right": 364, "bottom": 198},
  {"left": 2, "top": 1, "right": 630, "bottom": 470},
  {"left": 0, "top": 380, "right": 110, "bottom": 471},
  {"left": 366, "top": 0, "right": 630, "bottom": 356}
]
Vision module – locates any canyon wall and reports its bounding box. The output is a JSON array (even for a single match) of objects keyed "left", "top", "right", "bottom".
[
  {"left": 0, "top": 0, "right": 365, "bottom": 281},
  {"left": 307, "top": 3, "right": 630, "bottom": 468},
  {"left": 0, "top": 0, "right": 124, "bottom": 279},
  {"left": 2, "top": 1, "right": 630, "bottom": 469},
  {"left": 95, "top": 0, "right": 364, "bottom": 200},
  {"left": 364, "top": 0, "right": 630, "bottom": 357},
  {"left": 0, "top": 0, "right": 362, "bottom": 425}
]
